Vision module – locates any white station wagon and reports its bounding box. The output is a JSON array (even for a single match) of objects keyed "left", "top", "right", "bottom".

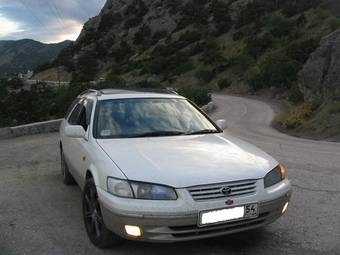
[{"left": 59, "top": 89, "right": 291, "bottom": 248}]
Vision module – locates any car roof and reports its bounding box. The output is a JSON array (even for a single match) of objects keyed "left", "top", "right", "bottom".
[{"left": 79, "top": 88, "right": 184, "bottom": 101}]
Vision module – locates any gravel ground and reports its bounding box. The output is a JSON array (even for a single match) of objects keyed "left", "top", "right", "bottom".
[{"left": 0, "top": 94, "right": 339, "bottom": 255}]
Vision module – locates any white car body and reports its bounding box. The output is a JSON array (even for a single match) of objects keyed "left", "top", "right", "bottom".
[{"left": 59, "top": 89, "right": 291, "bottom": 244}]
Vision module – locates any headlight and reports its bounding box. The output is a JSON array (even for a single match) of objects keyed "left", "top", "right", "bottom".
[
  {"left": 107, "top": 177, "right": 177, "bottom": 200},
  {"left": 264, "top": 164, "right": 286, "bottom": 188},
  {"left": 130, "top": 182, "right": 177, "bottom": 200},
  {"left": 107, "top": 178, "right": 133, "bottom": 198}
]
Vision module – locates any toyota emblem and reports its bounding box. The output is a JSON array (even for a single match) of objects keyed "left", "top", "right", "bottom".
[{"left": 220, "top": 186, "right": 232, "bottom": 196}]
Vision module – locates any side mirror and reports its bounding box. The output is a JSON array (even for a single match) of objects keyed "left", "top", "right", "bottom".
[
  {"left": 65, "top": 125, "right": 86, "bottom": 138},
  {"left": 216, "top": 119, "right": 227, "bottom": 130}
]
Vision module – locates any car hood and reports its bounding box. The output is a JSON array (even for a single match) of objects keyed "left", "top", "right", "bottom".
[{"left": 96, "top": 133, "right": 278, "bottom": 188}]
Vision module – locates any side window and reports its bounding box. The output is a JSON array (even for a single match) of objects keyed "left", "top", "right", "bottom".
[
  {"left": 68, "top": 99, "right": 93, "bottom": 131},
  {"left": 78, "top": 107, "right": 87, "bottom": 131},
  {"left": 68, "top": 104, "right": 83, "bottom": 125}
]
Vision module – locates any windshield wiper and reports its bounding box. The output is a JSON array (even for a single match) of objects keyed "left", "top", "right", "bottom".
[
  {"left": 128, "top": 131, "right": 186, "bottom": 138},
  {"left": 186, "top": 129, "right": 219, "bottom": 135}
]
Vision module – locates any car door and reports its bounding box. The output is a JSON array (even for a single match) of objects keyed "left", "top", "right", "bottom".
[{"left": 62, "top": 99, "right": 94, "bottom": 185}]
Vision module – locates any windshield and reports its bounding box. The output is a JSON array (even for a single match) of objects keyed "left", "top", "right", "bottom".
[{"left": 94, "top": 98, "right": 219, "bottom": 138}]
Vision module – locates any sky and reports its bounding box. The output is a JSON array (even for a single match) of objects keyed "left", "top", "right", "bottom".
[{"left": 0, "top": 0, "right": 106, "bottom": 43}]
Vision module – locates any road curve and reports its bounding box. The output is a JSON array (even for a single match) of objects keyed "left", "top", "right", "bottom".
[
  {"left": 211, "top": 94, "right": 340, "bottom": 253},
  {"left": 0, "top": 94, "right": 339, "bottom": 255}
]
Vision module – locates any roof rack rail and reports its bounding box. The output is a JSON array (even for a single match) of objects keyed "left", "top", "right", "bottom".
[
  {"left": 107, "top": 87, "right": 179, "bottom": 95},
  {"left": 77, "top": 89, "right": 101, "bottom": 97}
]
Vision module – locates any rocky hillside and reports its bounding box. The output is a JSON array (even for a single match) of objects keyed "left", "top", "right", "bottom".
[
  {"left": 0, "top": 39, "right": 71, "bottom": 78},
  {"left": 299, "top": 29, "right": 340, "bottom": 102},
  {"left": 41, "top": 0, "right": 340, "bottom": 94}
]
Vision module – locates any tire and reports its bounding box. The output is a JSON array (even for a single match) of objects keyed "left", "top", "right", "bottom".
[
  {"left": 60, "top": 149, "right": 76, "bottom": 185},
  {"left": 82, "top": 178, "right": 122, "bottom": 248}
]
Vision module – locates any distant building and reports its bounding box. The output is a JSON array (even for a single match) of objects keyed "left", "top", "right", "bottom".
[{"left": 18, "top": 70, "right": 34, "bottom": 80}]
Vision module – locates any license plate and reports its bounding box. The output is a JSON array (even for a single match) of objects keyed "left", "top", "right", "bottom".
[{"left": 199, "top": 204, "right": 258, "bottom": 226}]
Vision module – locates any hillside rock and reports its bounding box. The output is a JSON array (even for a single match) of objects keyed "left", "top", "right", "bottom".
[{"left": 299, "top": 29, "right": 340, "bottom": 102}]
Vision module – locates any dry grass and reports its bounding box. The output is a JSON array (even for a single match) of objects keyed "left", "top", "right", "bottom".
[{"left": 275, "top": 103, "right": 314, "bottom": 129}]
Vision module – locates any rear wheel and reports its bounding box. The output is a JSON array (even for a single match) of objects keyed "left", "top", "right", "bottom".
[
  {"left": 60, "top": 149, "right": 76, "bottom": 185},
  {"left": 82, "top": 178, "right": 122, "bottom": 248}
]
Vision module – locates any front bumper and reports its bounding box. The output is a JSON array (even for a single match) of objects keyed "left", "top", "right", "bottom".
[{"left": 98, "top": 179, "right": 291, "bottom": 242}]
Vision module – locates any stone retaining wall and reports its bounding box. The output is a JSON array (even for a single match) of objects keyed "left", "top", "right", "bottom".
[{"left": 0, "top": 119, "right": 62, "bottom": 139}]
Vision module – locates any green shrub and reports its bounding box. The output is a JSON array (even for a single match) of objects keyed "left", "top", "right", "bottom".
[
  {"left": 195, "top": 68, "right": 215, "bottom": 83},
  {"left": 230, "top": 53, "right": 255, "bottom": 76},
  {"left": 201, "top": 40, "right": 224, "bottom": 65},
  {"left": 6, "top": 78, "right": 24, "bottom": 89},
  {"left": 245, "top": 66, "right": 263, "bottom": 91},
  {"left": 174, "top": 61, "right": 195, "bottom": 75},
  {"left": 267, "top": 15, "right": 294, "bottom": 38},
  {"left": 289, "top": 82, "right": 304, "bottom": 104},
  {"left": 236, "top": 0, "right": 275, "bottom": 28},
  {"left": 245, "top": 33, "right": 274, "bottom": 59},
  {"left": 286, "top": 37, "right": 320, "bottom": 64},
  {"left": 178, "top": 86, "right": 211, "bottom": 106},
  {"left": 246, "top": 51, "right": 301, "bottom": 90},
  {"left": 74, "top": 49, "right": 98, "bottom": 82},
  {"left": 175, "top": 30, "right": 202, "bottom": 49},
  {"left": 217, "top": 78, "right": 232, "bottom": 90},
  {"left": 101, "top": 75, "right": 126, "bottom": 88},
  {"left": 177, "top": 1, "right": 209, "bottom": 29},
  {"left": 328, "top": 17, "right": 340, "bottom": 31},
  {"left": 211, "top": 0, "right": 232, "bottom": 34},
  {"left": 282, "top": 0, "right": 321, "bottom": 17}
]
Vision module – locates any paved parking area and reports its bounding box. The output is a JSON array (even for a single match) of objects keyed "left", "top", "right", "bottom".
[{"left": 0, "top": 95, "right": 339, "bottom": 254}]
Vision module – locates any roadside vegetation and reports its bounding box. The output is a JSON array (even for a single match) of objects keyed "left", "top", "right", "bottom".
[{"left": 0, "top": 79, "right": 210, "bottom": 127}]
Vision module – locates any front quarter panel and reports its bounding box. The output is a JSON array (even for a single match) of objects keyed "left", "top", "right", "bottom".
[{"left": 83, "top": 138, "right": 127, "bottom": 191}]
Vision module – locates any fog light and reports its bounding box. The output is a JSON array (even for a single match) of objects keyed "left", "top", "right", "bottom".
[
  {"left": 125, "top": 225, "right": 142, "bottom": 237},
  {"left": 282, "top": 202, "right": 289, "bottom": 214}
]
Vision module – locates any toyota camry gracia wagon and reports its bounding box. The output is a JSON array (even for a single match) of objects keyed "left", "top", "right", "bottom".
[{"left": 59, "top": 89, "right": 291, "bottom": 248}]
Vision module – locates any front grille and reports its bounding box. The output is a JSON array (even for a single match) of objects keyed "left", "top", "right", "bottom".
[{"left": 187, "top": 179, "right": 257, "bottom": 201}]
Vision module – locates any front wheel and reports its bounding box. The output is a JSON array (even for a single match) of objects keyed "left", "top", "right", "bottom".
[{"left": 82, "top": 178, "right": 122, "bottom": 248}]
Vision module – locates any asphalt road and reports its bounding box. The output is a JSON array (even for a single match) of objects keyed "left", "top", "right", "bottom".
[{"left": 0, "top": 94, "right": 339, "bottom": 255}]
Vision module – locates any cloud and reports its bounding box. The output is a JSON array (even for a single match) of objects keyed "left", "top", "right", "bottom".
[
  {"left": 0, "top": 15, "right": 24, "bottom": 37},
  {"left": 0, "top": 0, "right": 105, "bottom": 43}
]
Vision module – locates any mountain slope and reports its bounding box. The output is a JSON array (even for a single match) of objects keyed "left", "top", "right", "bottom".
[
  {"left": 42, "top": 0, "right": 340, "bottom": 93},
  {"left": 0, "top": 39, "right": 71, "bottom": 78}
]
